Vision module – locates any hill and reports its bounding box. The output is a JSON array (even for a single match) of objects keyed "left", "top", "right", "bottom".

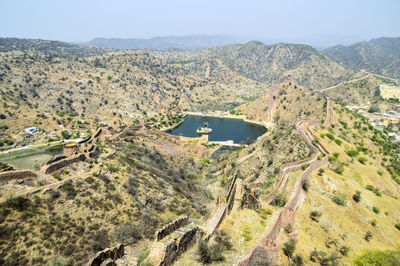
[
  {"left": 173, "top": 80, "right": 400, "bottom": 265},
  {"left": 0, "top": 47, "right": 265, "bottom": 150},
  {"left": 0, "top": 126, "right": 212, "bottom": 265},
  {"left": 150, "top": 41, "right": 356, "bottom": 90},
  {"left": 0, "top": 37, "right": 111, "bottom": 57},
  {"left": 86, "top": 35, "right": 242, "bottom": 50},
  {"left": 323, "top": 37, "right": 400, "bottom": 79}
]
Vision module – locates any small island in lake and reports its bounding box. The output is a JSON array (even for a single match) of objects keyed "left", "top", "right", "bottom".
[{"left": 196, "top": 122, "right": 213, "bottom": 134}]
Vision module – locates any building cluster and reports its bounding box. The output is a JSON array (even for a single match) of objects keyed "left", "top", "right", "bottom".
[{"left": 346, "top": 105, "right": 400, "bottom": 142}]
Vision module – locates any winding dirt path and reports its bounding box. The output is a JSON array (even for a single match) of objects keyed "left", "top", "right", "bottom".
[
  {"left": 236, "top": 80, "right": 332, "bottom": 265},
  {"left": 320, "top": 71, "right": 398, "bottom": 93}
]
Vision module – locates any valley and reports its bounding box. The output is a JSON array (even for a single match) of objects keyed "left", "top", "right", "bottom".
[{"left": 0, "top": 37, "right": 400, "bottom": 266}]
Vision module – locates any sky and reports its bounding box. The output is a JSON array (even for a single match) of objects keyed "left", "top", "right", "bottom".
[{"left": 0, "top": 0, "right": 399, "bottom": 47}]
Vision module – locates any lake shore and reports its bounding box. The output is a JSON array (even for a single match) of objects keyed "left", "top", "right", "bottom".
[
  {"left": 165, "top": 112, "right": 268, "bottom": 145},
  {"left": 185, "top": 111, "right": 268, "bottom": 128}
]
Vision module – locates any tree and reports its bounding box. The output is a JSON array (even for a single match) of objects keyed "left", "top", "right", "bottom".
[
  {"left": 353, "top": 191, "right": 361, "bottom": 202},
  {"left": 368, "top": 104, "right": 380, "bottom": 113},
  {"left": 61, "top": 130, "right": 70, "bottom": 139},
  {"left": 198, "top": 240, "right": 211, "bottom": 264},
  {"left": 283, "top": 239, "right": 296, "bottom": 258}
]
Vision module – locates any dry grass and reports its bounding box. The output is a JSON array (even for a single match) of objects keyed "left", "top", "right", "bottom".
[{"left": 281, "top": 107, "right": 400, "bottom": 264}]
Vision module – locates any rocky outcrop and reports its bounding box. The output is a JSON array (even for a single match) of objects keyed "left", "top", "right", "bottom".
[{"left": 86, "top": 244, "right": 124, "bottom": 266}]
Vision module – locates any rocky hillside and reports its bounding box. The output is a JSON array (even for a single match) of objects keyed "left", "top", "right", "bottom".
[
  {"left": 240, "top": 80, "right": 326, "bottom": 126},
  {"left": 150, "top": 41, "right": 356, "bottom": 90},
  {"left": 0, "top": 38, "right": 111, "bottom": 57},
  {"left": 323, "top": 37, "right": 400, "bottom": 79},
  {"left": 0, "top": 126, "right": 212, "bottom": 265},
  {"left": 0, "top": 47, "right": 264, "bottom": 144}
]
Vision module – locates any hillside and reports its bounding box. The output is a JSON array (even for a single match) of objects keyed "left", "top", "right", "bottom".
[
  {"left": 171, "top": 80, "right": 400, "bottom": 266},
  {"left": 0, "top": 38, "right": 111, "bottom": 57},
  {"left": 0, "top": 126, "right": 212, "bottom": 265},
  {"left": 0, "top": 47, "right": 266, "bottom": 150},
  {"left": 240, "top": 80, "right": 326, "bottom": 125},
  {"left": 1, "top": 38, "right": 400, "bottom": 266},
  {"left": 323, "top": 37, "right": 400, "bottom": 79},
  {"left": 150, "top": 41, "right": 356, "bottom": 90},
  {"left": 87, "top": 35, "right": 242, "bottom": 50},
  {"left": 291, "top": 104, "right": 400, "bottom": 265}
]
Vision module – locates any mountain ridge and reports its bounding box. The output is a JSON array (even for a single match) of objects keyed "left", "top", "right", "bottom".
[
  {"left": 323, "top": 37, "right": 400, "bottom": 79},
  {"left": 86, "top": 34, "right": 244, "bottom": 50}
]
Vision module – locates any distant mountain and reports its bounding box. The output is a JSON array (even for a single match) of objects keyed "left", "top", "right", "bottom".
[
  {"left": 149, "top": 41, "right": 356, "bottom": 90},
  {"left": 86, "top": 35, "right": 243, "bottom": 50},
  {"left": 323, "top": 37, "right": 400, "bottom": 79},
  {"left": 0, "top": 37, "right": 111, "bottom": 57}
]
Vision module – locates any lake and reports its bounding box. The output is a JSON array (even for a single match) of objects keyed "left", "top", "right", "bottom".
[{"left": 169, "top": 115, "right": 267, "bottom": 143}]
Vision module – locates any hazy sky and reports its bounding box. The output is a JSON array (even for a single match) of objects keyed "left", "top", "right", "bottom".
[{"left": 1, "top": 0, "right": 399, "bottom": 45}]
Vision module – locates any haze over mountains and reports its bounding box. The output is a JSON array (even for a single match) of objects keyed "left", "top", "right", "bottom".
[
  {"left": 86, "top": 35, "right": 244, "bottom": 50},
  {"left": 84, "top": 34, "right": 400, "bottom": 79}
]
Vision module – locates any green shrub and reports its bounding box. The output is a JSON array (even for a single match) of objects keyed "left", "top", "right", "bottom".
[
  {"left": 371, "top": 219, "right": 377, "bottom": 227},
  {"left": 61, "top": 130, "right": 70, "bottom": 139},
  {"left": 52, "top": 173, "right": 61, "bottom": 180},
  {"left": 366, "top": 184, "right": 382, "bottom": 197},
  {"left": 326, "top": 133, "right": 335, "bottom": 140},
  {"left": 214, "top": 229, "right": 232, "bottom": 250},
  {"left": 395, "top": 223, "right": 400, "bottom": 231},
  {"left": 241, "top": 226, "right": 252, "bottom": 241},
  {"left": 138, "top": 250, "right": 150, "bottom": 264},
  {"left": 291, "top": 254, "right": 304, "bottom": 266},
  {"left": 353, "top": 191, "right": 361, "bottom": 202},
  {"left": 346, "top": 150, "right": 359, "bottom": 157},
  {"left": 197, "top": 240, "right": 211, "bottom": 263},
  {"left": 372, "top": 206, "right": 380, "bottom": 214},
  {"left": 62, "top": 182, "right": 74, "bottom": 191},
  {"left": 309, "top": 210, "right": 322, "bottom": 222},
  {"left": 332, "top": 192, "right": 347, "bottom": 206},
  {"left": 284, "top": 224, "right": 293, "bottom": 234},
  {"left": 301, "top": 178, "right": 309, "bottom": 192},
  {"left": 270, "top": 192, "right": 287, "bottom": 207},
  {"left": 333, "top": 164, "right": 344, "bottom": 175},
  {"left": 3, "top": 196, "right": 32, "bottom": 211},
  {"left": 282, "top": 239, "right": 296, "bottom": 258},
  {"left": 334, "top": 139, "right": 343, "bottom": 146},
  {"left": 48, "top": 256, "right": 70, "bottom": 266},
  {"left": 353, "top": 248, "right": 400, "bottom": 265},
  {"left": 301, "top": 163, "right": 309, "bottom": 170},
  {"left": 339, "top": 245, "right": 350, "bottom": 256},
  {"left": 358, "top": 156, "right": 367, "bottom": 164}
]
